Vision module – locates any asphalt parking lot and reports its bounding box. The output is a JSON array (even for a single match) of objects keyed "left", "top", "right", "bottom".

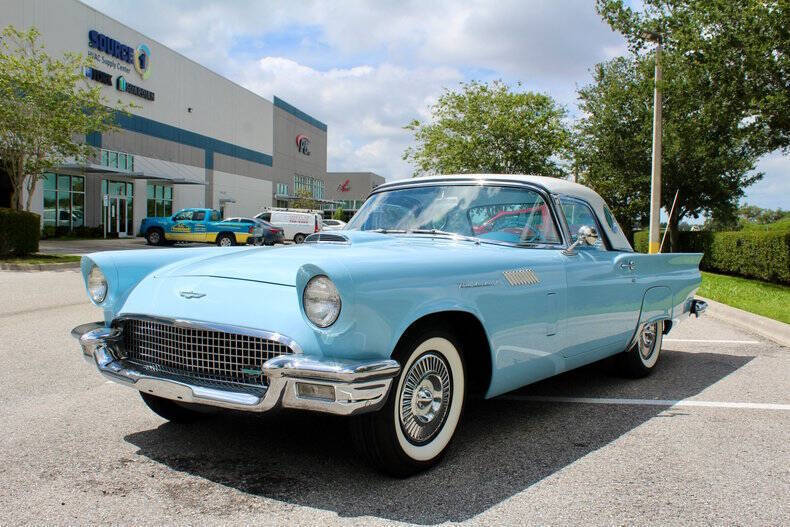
[{"left": 1, "top": 268, "right": 787, "bottom": 525}]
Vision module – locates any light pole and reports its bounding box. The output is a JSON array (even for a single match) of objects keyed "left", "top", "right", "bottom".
[{"left": 646, "top": 32, "right": 662, "bottom": 254}]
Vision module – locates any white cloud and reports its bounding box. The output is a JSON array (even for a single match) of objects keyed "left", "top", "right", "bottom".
[
  {"left": 236, "top": 57, "right": 462, "bottom": 179},
  {"left": 79, "top": 0, "right": 788, "bottom": 208}
]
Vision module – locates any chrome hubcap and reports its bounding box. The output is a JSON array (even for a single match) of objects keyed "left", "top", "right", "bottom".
[
  {"left": 150, "top": 233, "right": 159, "bottom": 243},
  {"left": 399, "top": 353, "right": 452, "bottom": 445},
  {"left": 639, "top": 323, "right": 658, "bottom": 360},
  {"left": 220, "top": 237, "right": 231, "bottom": 246}
]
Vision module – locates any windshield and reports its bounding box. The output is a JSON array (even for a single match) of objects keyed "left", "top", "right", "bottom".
[{"left": 346, "top": 184, "right": 561, "bottom": 245}]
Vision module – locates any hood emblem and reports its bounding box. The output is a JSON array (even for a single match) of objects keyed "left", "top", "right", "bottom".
[{"left": 179, "top": 290, "right": 206, "bottom": 299}]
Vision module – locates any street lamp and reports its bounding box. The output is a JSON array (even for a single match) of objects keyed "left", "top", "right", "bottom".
[{"left": 645, "top": 31, "right": 663, "bottom": 254}]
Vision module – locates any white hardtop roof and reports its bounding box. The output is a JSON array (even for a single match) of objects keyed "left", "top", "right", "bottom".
[{"left": 377, "top": 174, "right": 605, "bottom": 206}]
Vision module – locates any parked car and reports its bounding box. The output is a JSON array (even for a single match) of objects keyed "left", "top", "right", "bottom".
[
  {"left": 322, "top": 219, "right": 347, "bottom": 230},
  {"left": 73, "top": 174, "right": 706, "bottom": 476},
  {"left": 254, "top": 210, "right": 321, "bottom": 243},
  {"left": 222, "top": 217, "right": 284, "bottom": 246},
  {"left": 139, "top": 208, "right": 262, "bottom": 247}
]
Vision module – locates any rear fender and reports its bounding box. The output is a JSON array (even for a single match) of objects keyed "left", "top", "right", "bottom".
[{"left": 626, "top": 286, "right": 673, "bottom": 350}]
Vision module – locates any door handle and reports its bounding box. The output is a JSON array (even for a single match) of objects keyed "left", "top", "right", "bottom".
[{"left": 620, "top": 261, "right": 636, "bottom": 271}]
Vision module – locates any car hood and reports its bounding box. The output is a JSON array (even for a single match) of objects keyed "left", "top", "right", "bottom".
[{"left": 153, "top": 230, "right": 492, "bottom": 286}]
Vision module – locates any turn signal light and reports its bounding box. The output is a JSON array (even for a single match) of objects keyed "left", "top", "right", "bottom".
[{"left": 295, "top": 382, "right": 335, "bottom": 401}]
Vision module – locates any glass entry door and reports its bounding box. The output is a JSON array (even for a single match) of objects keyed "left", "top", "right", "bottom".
[{"left": 105, "top": 196, "right": 130, "bottom": 237}]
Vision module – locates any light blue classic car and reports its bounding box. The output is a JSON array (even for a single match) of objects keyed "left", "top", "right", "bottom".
[{"left": 72, "top": 174, "right": 707, "bottom": 476}]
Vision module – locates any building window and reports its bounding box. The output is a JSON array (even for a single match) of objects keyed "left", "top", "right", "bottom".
[
  {"left": 276, "top": 183, "right": 289, "bottom": 196},
  {"left": 99, "top": 148, "right": 135, "bottom": 173},
  {"left": 146, "top": 183, "right": 173, "bottom": 217},
  {"left": 293, "top": 174, "right": 324, "bottom": 200},
  {"left": 43, "top": 174, "right": 85, "bottom": 229},
  {"left": 42, "top": 173, "right": 85, "bottom": 229}
]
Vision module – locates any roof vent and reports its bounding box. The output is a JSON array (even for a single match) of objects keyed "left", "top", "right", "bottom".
[{"left": 304, "top": 233, "right": 350, "bottom": 244}]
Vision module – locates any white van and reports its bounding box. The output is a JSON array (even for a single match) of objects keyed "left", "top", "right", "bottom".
[{"left": 255, "top": 210, "right": 322, "bottom": 243}]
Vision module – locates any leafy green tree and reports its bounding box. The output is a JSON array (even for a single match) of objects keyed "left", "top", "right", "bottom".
[
  {"left": 404, "top": 80, "right": 570, "bottom": 177},
  {"left": 332, "top": 207, "right": 345, "bottom": 221},
  {"left": 596, "top": 0, "right": 790, "bottom": 153},
  {"left": 291, "top": 188, "right": 318, "bottom": 210},
  {"left": 0, "top": 25, "right": 131, "bottom": 211},
  {"left": 574, "top": 53, "right": 762, "bottom": 249}
]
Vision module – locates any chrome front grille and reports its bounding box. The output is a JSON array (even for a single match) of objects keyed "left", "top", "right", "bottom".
[{"left": 120, "top": 318, "right": 295, "bottom": 391}]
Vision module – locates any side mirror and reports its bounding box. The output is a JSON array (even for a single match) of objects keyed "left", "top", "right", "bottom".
[{"left": 562, "top": 225, "right": 598, "bottom": 256}]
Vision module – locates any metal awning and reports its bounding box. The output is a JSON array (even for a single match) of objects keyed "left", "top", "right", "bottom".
[
  {"left": 54, "top": 163, "right": 205, "bottom": 185},
  {"left": 55, "top": 163, "right": 148, "bottom": 178}
]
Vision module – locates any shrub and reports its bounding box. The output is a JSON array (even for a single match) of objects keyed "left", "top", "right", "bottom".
[
  {"left": 0, "top": 208, "right": 40, "bottom": 256},
  {"left": 633, "top": 228, "right": 790, "bottom": 284}
]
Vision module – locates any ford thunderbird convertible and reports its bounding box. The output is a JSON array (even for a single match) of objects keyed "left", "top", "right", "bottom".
[{"left": 72, "top": 174, "right": 707, "bottom": 476}]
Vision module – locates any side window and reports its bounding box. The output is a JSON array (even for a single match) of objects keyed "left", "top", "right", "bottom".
[
  {"left": 210, "top": 211, "right": 220, "bottom": 222},
  {"left": 602, "top": 205, "right": 632, "bottom": 251},
  {"left": 193, "top": 211, "right": 206, "bottom": 221},
  {"left": 259, "top": 213, "right": 271, "bottom": 222},
  {"left": 559, "top": 198, "right": 605, "bottom": 251},
  {"left": 173, "top": 210, "right": 192, "bottom": 221},
  {"left": 468, "top": 199, "right": 561, "bottom": 244}
]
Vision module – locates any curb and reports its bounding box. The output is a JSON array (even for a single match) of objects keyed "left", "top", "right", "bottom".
[
  {"left": 0, "top": 262, "right": 81, "bottom": 271},
  {"left": 699, "top": 296, "right": 790, "bottom": 348}
]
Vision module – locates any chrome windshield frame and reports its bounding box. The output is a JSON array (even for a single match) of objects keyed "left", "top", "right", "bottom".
[{"left": 350, "top": 178, "right": 571, "bottom": 249}]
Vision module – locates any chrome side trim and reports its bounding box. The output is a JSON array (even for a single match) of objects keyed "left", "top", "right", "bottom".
[
  {"left": 503, "top": 268, "right": 541, "bottom": 286},
  {"left": 113, "top": 314, "right": 304, "bottom": 355},
  {"left": 73, "top": 324, "right": 400, "bottom": 416}
]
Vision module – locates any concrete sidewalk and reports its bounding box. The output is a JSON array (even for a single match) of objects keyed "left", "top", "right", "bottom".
[
  {"left": 38, "top": 237, "right": 203, "bottom": 255},
  {"left": 700, "top": 296, "right": 790, "bottom": 348}
]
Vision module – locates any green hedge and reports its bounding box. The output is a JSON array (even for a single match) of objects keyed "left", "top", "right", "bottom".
[
  {"left": 633, "top": 229, "right": 790, "bottom": 284},
  {"left": 0, "top": 208, "right": 40, "bottom": 257}
]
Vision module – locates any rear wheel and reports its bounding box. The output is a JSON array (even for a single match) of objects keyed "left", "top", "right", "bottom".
[
  {"left": 216, "top": 233, "right": 236, "bottom": 246},
  {"left": 139, "top": 392, "right": 211, "bottom": 423},
  {"left": 293, "top": 233, "right": 306, "bottom": 244},
  {"left": 618, "top": 321, "right": 664, "bottom": 378},
  {"left": 145, "top": 228, "right": 164, "bottom": 246},
  {"left": 351, "top": 328, "right": 466, "bottom": 477}
]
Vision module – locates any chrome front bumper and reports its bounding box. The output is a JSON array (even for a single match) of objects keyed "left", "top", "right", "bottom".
[{"left": 71, "top": 323, "right": 400, "bottom": 416}]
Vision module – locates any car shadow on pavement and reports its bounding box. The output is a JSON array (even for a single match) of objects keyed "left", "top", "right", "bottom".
[{"left": 124, "top": 348, "right": 752, "bottom": 524}]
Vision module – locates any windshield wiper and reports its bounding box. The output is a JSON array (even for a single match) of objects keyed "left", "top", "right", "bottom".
[
  {"left": 408, "top": 229, "right": 456, "bottom": 236},
  {"left": 370, "top": 228, "right": 408, "bottom": 234},
  {"left": 409, "top": 229, "right": 481, "bottom": 244}
]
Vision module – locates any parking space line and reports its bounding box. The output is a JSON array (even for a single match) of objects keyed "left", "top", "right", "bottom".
[
  {"left": 501, "top": 395, "right": 790, "bottom": 411},
  {"left": 664, "top": 339, "right": 761, "bottom": 344}
]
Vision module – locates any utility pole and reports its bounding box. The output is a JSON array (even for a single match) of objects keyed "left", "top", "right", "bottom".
[{"left": 647, "top": 32, "right": 663, "bottom": 254}]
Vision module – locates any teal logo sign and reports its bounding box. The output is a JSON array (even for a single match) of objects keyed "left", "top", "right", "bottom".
[
  {"left": 134, "top": 44, "right": 151, "bottom": 80},
  {"left": 116, "top": 76, "right": 155, "bottom": 101}
]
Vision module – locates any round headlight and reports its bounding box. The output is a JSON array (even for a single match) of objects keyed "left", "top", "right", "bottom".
[
  {"left": 87, "top": 265, "right": 108, "bottom": 304},
  {"left": 303, "top": 275, "right": 341, "bottom": 328}
]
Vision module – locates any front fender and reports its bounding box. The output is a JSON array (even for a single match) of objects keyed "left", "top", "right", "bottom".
[{"left": 81, "top": 247, "right": 252, "bottom": 324}]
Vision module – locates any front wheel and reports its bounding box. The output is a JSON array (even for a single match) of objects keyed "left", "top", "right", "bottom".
[
  {"left": 351, "top": 328, "right": 466, "bottom": 477},
  {"left": 617, "top": 321, "right": 664, "bottom": 378}
]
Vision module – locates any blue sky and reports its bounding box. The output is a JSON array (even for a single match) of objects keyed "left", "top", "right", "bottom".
[{"left": 84, "top": 0, "right": 788, "bottom": 211}]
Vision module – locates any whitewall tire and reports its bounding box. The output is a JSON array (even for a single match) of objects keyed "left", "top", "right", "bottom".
[
  {"left": 618, "top": 321, "right": 664, "bottom": 377},
  {"left": 351, "top": 328, "right": 466, "bottom": 476}
]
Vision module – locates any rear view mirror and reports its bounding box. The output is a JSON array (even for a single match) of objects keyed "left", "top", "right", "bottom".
[{"left": 562, "top": 225, "right": 598, "bottom": 256}]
